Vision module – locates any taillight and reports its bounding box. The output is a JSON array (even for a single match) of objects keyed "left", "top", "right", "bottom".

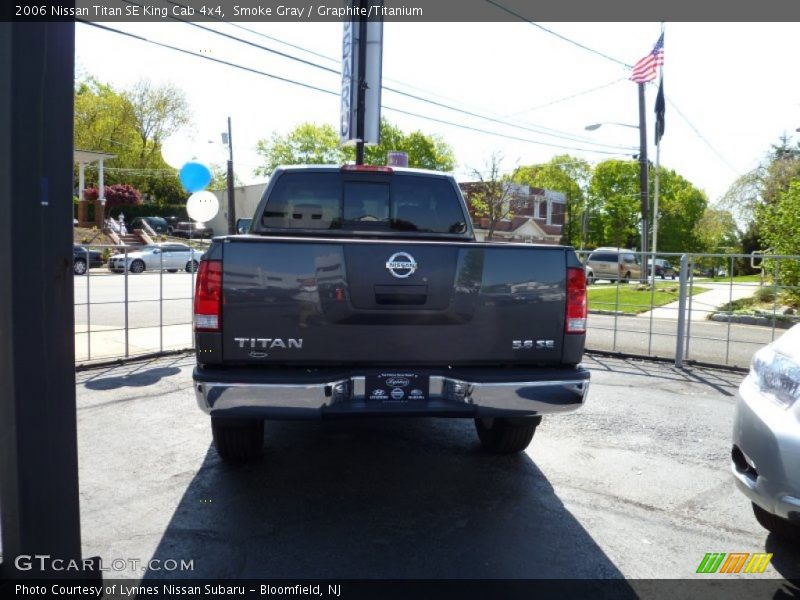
[
  {"left": 566, "top": 267, "right": 587, "bottom": 334},
  {"left": 194, "top": 260, "right": 222, "bottom": 331},
  {"left": 340, "top": 164, "right": 393, "bottom": 173}
]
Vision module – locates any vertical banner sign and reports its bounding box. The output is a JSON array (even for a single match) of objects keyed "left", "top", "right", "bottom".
[{"left": 340, "top": 1, "right": 383, "bottom": 146}]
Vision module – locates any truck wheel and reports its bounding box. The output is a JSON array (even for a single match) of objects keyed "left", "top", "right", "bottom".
[
  {"left": 752, "top": 503, "right": 800, "bottom": 543},
  {"left": 211, "top": 417, "right": 264, "bottom": 461},
  {"left": 475, "top": 416, "right": 541, "bottom": 454}
]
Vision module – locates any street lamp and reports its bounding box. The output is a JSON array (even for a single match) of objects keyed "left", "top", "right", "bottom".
[
  {"left": 585, "top": 117, "right": 650, "bottom": 283},
  {"left": 584, "top": 122, "right": 639, "bottom": 131}
]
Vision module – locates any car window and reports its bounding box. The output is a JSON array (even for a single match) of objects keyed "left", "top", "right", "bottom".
[
  {"left": 589, "top": 252, "right": 617, "bottom": 262},
  {"left": 343, "top": 181, "right": 390, "bottom": 226},
  {"left": 259, "top": 172, "right": 468, "bottom": 234},
  {"left": 262, "top": 173, "right": 341, "bottom": 230}
]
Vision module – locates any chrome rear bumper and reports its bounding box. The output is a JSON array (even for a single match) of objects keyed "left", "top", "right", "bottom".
[{"left": 193, "top": 368, "right": 590, "bottom": 420}]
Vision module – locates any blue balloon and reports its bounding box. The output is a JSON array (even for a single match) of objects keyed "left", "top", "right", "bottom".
[{"left": 179, "top": 161, "right": 212, "bottom": 192}]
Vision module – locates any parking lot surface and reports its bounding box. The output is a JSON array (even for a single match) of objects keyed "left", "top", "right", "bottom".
[{"left": 73, "top": 354, "right": 799, "bottom": 584}]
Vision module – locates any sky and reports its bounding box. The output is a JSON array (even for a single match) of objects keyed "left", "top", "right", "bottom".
[{"left": 75, "top": 21, "right": 800, "bottom": 203}]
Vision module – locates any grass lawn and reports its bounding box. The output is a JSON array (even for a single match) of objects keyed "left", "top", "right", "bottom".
[
  {"left": 693, "top": 274, "right": 764, "bottom": 283},
  {"left": 588, "top": 283, "right": 709, "bottom": 314}
]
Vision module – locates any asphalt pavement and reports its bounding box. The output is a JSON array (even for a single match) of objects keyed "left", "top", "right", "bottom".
[{"left": 73, "top": 354, "right": 799, "bottom": 584}]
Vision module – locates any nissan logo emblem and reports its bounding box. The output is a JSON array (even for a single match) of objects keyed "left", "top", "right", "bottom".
[{"left": 385, "top": 252, "right": 418, "bottom": 279}]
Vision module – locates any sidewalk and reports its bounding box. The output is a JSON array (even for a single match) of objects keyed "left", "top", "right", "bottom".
[
  {"left": 75, "top": 324, "right": 193, "bottom": 363},
  {"left": 639, "top": 282, "right": 759, "bottom": 321}
]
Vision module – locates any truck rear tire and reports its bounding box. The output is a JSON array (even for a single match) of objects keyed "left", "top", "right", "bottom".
[
  {"left": 211, "top": 417, "right": 264, "bottom": 461},
  {"left": 752, "top": 502, "right": 800, "bottom": 543},
  {"left": 475, "top": 416, "right": 541, "bottom": 454}
]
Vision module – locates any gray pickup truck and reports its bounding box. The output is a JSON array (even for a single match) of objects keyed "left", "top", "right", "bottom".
[{"left": 193, "top": 165, "right": 590, "bottom": 460}]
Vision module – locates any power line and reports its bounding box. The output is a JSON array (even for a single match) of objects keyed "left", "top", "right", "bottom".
[
  {"left": 78, "top": 21, "right": 630, "bottom": 157},
  {"left": 483, "top": 0, "right": 632, "bottom": 68},
  {"left": 127, "top": 0, "right": 632, "bottom": 152},
  {"left": 664, "top": 95, "right": 740, "bottom": 176},
  {"left": 507, "top": 78, "right": 627, "bottom": 116},
  {"left": 81, "top": 21, "right": 339, "bottom": 98},
  {"left": 474, "top": 4, "right": 740, "bottom": 180},
  {"left": 173, "top": 1, "right": 616, "bottom": 132},
  {"left": 384, "top": 106, "right": 627, "bottom": 155}
]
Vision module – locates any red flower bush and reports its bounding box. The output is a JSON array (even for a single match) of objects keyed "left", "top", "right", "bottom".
[{"left": 82, "top": 184, "right": 142, "bottom": 207}]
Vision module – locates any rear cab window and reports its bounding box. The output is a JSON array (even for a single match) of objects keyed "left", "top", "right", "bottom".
[{"left": 256, "top": 170, "right": 470, "bottom": 237}]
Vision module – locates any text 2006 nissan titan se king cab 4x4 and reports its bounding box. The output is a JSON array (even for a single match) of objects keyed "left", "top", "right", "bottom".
[{"left": 192, "top": 165, "right": 590, "bottom": 460}]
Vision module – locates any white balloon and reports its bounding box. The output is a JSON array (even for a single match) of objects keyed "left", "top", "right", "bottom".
[
  {"left": 160, "top": 135, "right": 194, "bottom": 169},
  {"left": 161, "top": 131, "right": 226, "bottom": 169},
  {"left": 186, "top": 190, "right": 219, "bottom": 223}
]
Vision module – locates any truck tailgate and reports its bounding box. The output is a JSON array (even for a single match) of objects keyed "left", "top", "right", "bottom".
[{"left": 218, "top": 237, "right": 577, "bottom": 366}]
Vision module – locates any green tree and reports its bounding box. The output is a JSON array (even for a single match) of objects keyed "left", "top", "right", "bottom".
[
  {"left": 588, "top": 160, "right": 641, "bottom": 248},
  {"left": 74, "top": 76, "right": 188, "bottom": 203},
  {"left": 124, "top": 79, "right": 191, "bottom": 165},
  {"left": 355, "top": 121, "right": 455, "bottom": 171},
  {"left": 694, "top": 207, "right": 740, "bottom": 252},
  {"left": 719, "top": 134, "right": 800, "bottom": 229},
  {"left": 653, "top": 167, "right": 707, "bottom": 252},
  {"left": 759, "top": 181, "right": 800, "bottom": 304},
  {"left": 466, "top": 152, "right": 516, "bottom": 241},
  {"left": 253, "top": 119, "right": 456, "bottom": 177},
  {"left": 254, "top": 122, "right": 344, "bottom": 176},
  {"left": 513, "top": 154, "right": 591, "bottom": 247},
  {"left": 208, "top": 164, "right": 243, "bottom": 191}
]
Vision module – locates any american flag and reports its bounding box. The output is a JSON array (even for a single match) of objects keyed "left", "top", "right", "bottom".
[{"left": 630, "top": 33, "right": 664, "bottom": 83}]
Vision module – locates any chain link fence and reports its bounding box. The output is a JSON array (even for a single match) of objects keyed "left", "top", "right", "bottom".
[
  {"left": 72, "top": 244, "right": 800, "bottom": 369},
  {"left": 576, "top": 250, "right": 800, "bottom": 369},
  {"left": 73, "top": 243, "right": 203, "bottom": 364}
]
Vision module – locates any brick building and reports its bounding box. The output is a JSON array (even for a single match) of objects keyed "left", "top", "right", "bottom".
[{"left": 460, "top": 182, "right": 566, "bottom": 243}]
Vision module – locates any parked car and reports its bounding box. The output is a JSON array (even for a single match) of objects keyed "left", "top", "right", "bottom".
[
  {"left": 647, "top": 258, "right": 677, "bottom": 280},
  {"left": 164, "top": 216, "right": 181, "bottom": 235},
  {"left": 731, "top": 324, "right": 800, "bottom": 543},
  {"left": 107, "top": 243, "right": 202, "bottom": 274},
  {"left": 585, "top": 247, "right": 642, "bottom": 284},
  {"left": 73, "top": 245, "right": 103, "bottom": 275},
  {"left": 171, "top": 221, "right": 214, "bottom": 239},
  {"left": 193, "top": 165, "right": 590, "bottom": 461},
  {"left": 130, "top": 216, "right": 170, "bottom": 235}
]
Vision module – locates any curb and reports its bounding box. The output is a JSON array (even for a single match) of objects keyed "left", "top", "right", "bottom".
[{"left": 708, "top": 313, "right": 797, "bottom": 329}]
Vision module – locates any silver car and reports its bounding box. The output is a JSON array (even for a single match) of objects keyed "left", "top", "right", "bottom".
[
  {"left": 108, "top": 243, "right": 202, "bottom": 274},
  {"left": 732, "top": 324, "right": 800, "bottom": 543}
]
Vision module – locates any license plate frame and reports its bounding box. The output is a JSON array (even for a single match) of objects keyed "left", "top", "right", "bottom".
[{"left": 366, "top": 372, "right": 429, "bottom": 402}]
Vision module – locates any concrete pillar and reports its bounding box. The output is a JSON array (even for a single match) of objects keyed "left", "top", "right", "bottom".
[{"left": 77, "top": 161, "right": 87, "bottom": 224}]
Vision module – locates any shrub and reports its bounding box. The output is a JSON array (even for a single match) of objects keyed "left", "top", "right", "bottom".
[{"left": 754, "top": 287, "right": 776, "bottom": 303}]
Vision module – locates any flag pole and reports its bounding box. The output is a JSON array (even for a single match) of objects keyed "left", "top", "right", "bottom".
[{"left": 650, "top": 23, "right": 665, "bottom": 287}]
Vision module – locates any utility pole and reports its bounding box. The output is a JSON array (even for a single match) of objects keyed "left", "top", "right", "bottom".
[
  {"left": 225, "top": 116, "right": 236, "bottom": 234},
  {"left": 637, "top": 82, "right": 649, "bottom": 280}
]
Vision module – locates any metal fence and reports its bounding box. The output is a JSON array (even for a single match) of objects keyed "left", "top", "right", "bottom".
[
  {"left": 73, "top": 243, "right": 204, "bottom": 364},
  {"left": 576, "top": 250, "right": 800, "bottom": 369},
  {"left": 72, "top": 244, "right": 800, "bottom": 369}
]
